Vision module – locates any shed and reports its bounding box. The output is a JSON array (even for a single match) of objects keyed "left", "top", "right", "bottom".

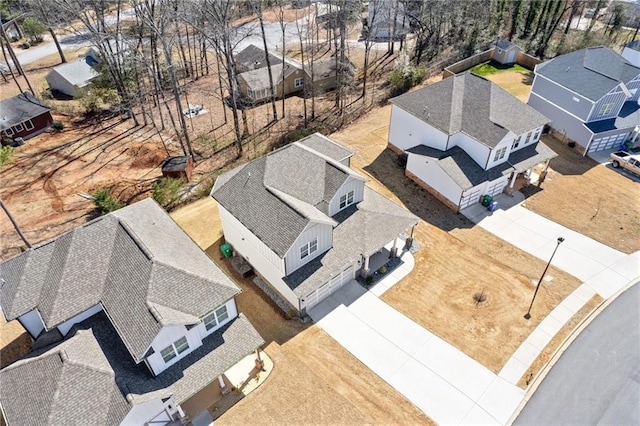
[
  {"left": 161, "top": 155, "right": 193, "bottom": 181},
  {"left": 45, "top": 56, "right": 100, "bottom": 98},
  {"left": 493, "top": 39, "right": 522, "bottom": 65}
]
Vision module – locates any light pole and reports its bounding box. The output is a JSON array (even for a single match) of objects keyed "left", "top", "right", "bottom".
[{"left": 524, "top": 236, "right": 565, "bottom": 320}]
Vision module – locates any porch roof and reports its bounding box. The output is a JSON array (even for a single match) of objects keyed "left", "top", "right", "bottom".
[
  {"left": 507, "top": 141, "right": 557, "bottom": 173},
  {"left": 283, "top": 187, "right": 419, "bottom": 297}
]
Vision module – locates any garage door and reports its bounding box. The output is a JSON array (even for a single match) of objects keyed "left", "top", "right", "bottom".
[
  {"left": 302, "top": 265, "right": 355, "bottom": 311},
  {"left": 588, "top": 133, "right": 628, "bottom": 153},
  {"left": 459, "top": 187, "right": 482, "bottom": 209},
  {"left": 486, "top": 177, "right": 508, "bottom": 197}
]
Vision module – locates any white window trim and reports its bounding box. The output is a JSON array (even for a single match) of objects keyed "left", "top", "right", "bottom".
[
  {"left": 493, "top": 147, "right": 507, "bottom": 161},
  {"left": 598, "top": 102, "right": 614, "bottom": 116},
  {"left": 24, "top": 120, "right": 34, "bottom": 131},
  {"left": 14, "top": 123, "right": 24, "bottom": 132},
  {"left": 204, "top": 304, "right": 229, "bottom": 332},
  {"left": 294, "top": 77, "right": 303, "bottom": 88},
  {"left": 511, "top": 136, "right": 521, "bottom": 150},
  {"left": 339, "top": 190, "right": 355, "bottom": 209},
  {"left": 524, "top": 131, "right": 532, "bottom": 144},
  {"left": 300, "top": 238, "right": 318, "bottom": 260},
  {"left": 5, "top": 127, "right": 14, "bottom": 136},
  {"left": 161, "top": 336, "right": 191, "bottom": 364}
]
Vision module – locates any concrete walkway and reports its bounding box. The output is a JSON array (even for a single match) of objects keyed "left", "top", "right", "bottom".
[
  {"left": 462, "top": 195, "right": 640, "bottom": 386},
  {"left": 310, "top": 283, "right": 525, "bottom": 425}
]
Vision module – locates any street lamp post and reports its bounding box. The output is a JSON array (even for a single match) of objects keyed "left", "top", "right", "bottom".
[{"left": 524, "top": 236, "right": 565, "bottom": 320}]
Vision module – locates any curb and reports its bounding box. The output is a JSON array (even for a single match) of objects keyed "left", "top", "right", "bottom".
[{"left": 507, "top": 278, "right": 640, "bottom": 425}]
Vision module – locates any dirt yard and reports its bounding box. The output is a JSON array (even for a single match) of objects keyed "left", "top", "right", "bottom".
[
  {"left": 171, "top": 203, "right": 433, "bottom": 425},
  {"left": 0, "top": 317, "right": 31, "bottom": 369}
]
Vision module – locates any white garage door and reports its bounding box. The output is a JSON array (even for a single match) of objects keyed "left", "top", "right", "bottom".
[
  {"left": 302, "top": 265, "right": 355, "bottom": 311},
  {"left": 459, "top": 187, "right": 482, "bottom": 209},
  {"left": 588, "top": 133, "right": 628, "bottom": 153},
  {"left": 486, "top": 177, "right": 508, "bottom": 197}
]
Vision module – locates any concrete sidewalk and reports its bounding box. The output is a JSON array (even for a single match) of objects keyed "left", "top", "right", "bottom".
[{"left": 310, "top": 283, "right": 525, "bottom": 425}]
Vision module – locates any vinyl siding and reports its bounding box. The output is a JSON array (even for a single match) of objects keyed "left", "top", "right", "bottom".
[
  {"left": 57, "top": 303, "right": 104, "bottom": 336},
  {"left": 531, "top": 74, "right": 593, "bottom": 120},
  {"left": 389, "top": 105, "right": 449, "bottom": 152},
  {"left": 626, "top": 76, "right": 640, "bottom": 102},
  {"left": 587, "top": 87, "right": 630, "bottom": 122},
  {"left": 528, "top": 92, "right": 594, "bottom": 148},
  {"left": 17, "top": 309, "right": 45, "bottom": 338},
  {"left": 486, "top": 137, "right": 513, "bottom": 169},
  {"left": 449, "top": 132, "right": 491, "bottom": 168},
  {"left": 327, "top": 177, "right": 365, "bottom": 217},
  {"left": 407, "top": 153, "right": 462, "bottom": 205},
  {"left": 146, "top": 324, "right": 203, "bottom": 376},
  {"left": 284, "top": 222, "right": 333, "bottom": 275}
]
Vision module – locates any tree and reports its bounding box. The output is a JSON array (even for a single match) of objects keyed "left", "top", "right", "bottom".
[{"left": 22, "top": 17, "right": 46, "bottom": 43}]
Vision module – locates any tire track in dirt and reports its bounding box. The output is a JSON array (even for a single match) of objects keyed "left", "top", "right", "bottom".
[{"left": 43, "top": 173, "right": 64, "bottom": 213}]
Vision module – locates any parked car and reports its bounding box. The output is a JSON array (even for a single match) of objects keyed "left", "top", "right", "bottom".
[
  {"left": 183, "top": 104, "right": 203, "bottom": 118},
  {"left": 609, "top": 151, "right": 640, "bottom": 176}
]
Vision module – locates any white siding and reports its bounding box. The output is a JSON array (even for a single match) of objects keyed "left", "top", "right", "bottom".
[
  {"left": 57, "top": 303, "right": 103, "bottom": 336},
  {"left": 18, "top": 310, "right": 45, "bottom": 338},
  {"left": 389, "top": 105, "right": 449, "bottom": 151},
  {"left": 407, "top": 153, "right": 462, "bottom": 206},
  {"left": 120, "top": 397, "right": 179, "bottom": 426},
  {"left": 45, "top": 70, "right": 77, "bottom": 97},
  {"left": 327, "top": 177, "right": 365, "bottom": 217},
  {"left": 195, "top": 299, "right": 238, "bottom": 341},
  {"left": 486, "top": 137, "right": 512, "bottom": 169},
  {"left": 449, "top": 132, "right": 491, "bottom": 167},
  {"left": 146, "top": 324, "right": 203, "bottom": 376},
  {"left": 284, "top": 222, "right": 333, "bottom": 275},
  {"left": 622, "top": 47, "right": 640, "bottom": 68}
]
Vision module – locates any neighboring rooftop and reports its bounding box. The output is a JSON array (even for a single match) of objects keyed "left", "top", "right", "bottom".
[
  {"left": 296, "top": 132, "right": 354, "bottom": 163},
  {"left": 495, "top": 39, "right": 519, "bottom": 50},
  {"left": 238, "top": 61, "right": 300, "bottom": 91},
  {"left": 234, "top": 44, "right": 280, "bottom": 70},
  {"left": 390, "top": 73, "right": 550, "bottom": 148},
  {"left": 535, "top": 46, "right": 640, "bottom": 101},
  {"left": 0, "top": 92, "right": 51, "bottom": 131},
  {"left": 49, "top": 57, "right": 100, "bottom": 88},
  {"left": 0, "top": 198, "right": 240, "bottom": 362},
  {"left": 585, "top": 101, "right": 640, "bottom": 133},
  {"left": 625, "top": 40, "right": 640, "bottom": 52},
  {"left": 0, "top": 311, "right": 264, "bottom": 426}
]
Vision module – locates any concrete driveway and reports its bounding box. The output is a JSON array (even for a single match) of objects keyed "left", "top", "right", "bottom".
[{"left": 309, "top": 283, "right": 525, "bottom": 425}]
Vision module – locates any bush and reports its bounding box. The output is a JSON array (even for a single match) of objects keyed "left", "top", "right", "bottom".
[
  {"left": 388, "top": 51, "right": 426, "bottom": 96},
  {"left": 365, "top": 275, "right": 375, "bottom": 285},
  {"left": 0, "top": 146, "right": 14, "bottom": 169},
  {"left": 21, "top": 41, "right": 30, "bottom": 49},
  {"left": 92, "top": 188, "right": 123, "bottom": 215},
  {"left": 152, "top": 177, "right": 184, "bottom": 207},
  {"left": 22, "top": 17, "right": 47, "bottom": 44},
  {"left": 52, "top": 121, "right": 64, "bottom": 131}
]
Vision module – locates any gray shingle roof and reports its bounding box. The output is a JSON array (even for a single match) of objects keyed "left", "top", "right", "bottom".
[
  {"left": 536, "top": 47, "right": 640, "bottom": 101},
  {"left": 626, "top": 40, "right": 640, "bottom": 52},
  {"left": 234, "top": 44, "right": 280, "bottom": 70},
  {"left": 495, "top": 39, "right": 519, "bottom": 51},
  {"left": 0, "top": 198, "right": 240, "bottom": 362},
  {"left": 284, "top": 187, "right": 419, "bottom": 297},
  {"left": 0, "top": 92, "right": 51, "bottom": 131},
  {"left": 238, "top": 61, "right": 300, "bottom": 91},
  {"left": 212, "top": 139, "right": 357, "bottom": 257},
  {"left": 297, "top": 132, "right": 354, "bottom": 163},
  {"left": 585, "top": 101, "right": 640, "bottom": 134},
  {"left": 0, "top": 311, "right": 264, "bottom": 426},
  {"left": 48, "top": 57, "right": 99, "bottom": 87},
  {"left": 407, "top": 142, "right": 557, "bottom": 189},
  {"left": 390, "top": 73, "right": 550, "bottom": 148}
]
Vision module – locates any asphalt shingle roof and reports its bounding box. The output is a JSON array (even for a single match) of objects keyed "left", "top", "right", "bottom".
[
  {"left": 0, "top": 198, "right": 240, "bottom": 362},
  {"left": 48, "top": 57, "right": 99, "bottom": 87},
  {"left": 0, "top": 311, "right": 264, "bottom": 426},
  {"left": 297, "top": 132, "right": 354, "bottom": 163},
  {"left": 234, "top": 44, "right": 280, "bottom": 70},
  {"left": 536, "top": 47, "right": 640, "bottom": 101},
  {"left": 495, "top": 39, "right": 519, "bottom": 50},
  {"left": 390, "top": 73, "right": 550, "bottom": 148},
  {"left": 626, "top": 40, "right": 640, "bottom": 52},
  {"left": 212, "top": 140, "right": 357, "bottom": 257},
  {"left": 0, "top": 92, "right": 51, "bottom": 131}
]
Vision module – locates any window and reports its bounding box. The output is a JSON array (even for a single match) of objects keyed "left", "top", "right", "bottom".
[
  {"left": 524, "top": 132, "right": 532, "bottom": 144},
  {"left": 14, "top": 123, "right": 23, "bottom": 132},
  {"left": 511, "top": 136, "right": 521, "bottom": 150},
  {"left": 24, "top": 120, "right": 34, "bottom": 131},
  {"left": 204, "top": 305, "right": 229, "bottom": 331},
  {"left": 160, "top": 336, "right": 190, "bottom": 363},
  {"left": 532, "top": 130, "right": 540, "bottom": 142},
  {"left": 300, "top": 238, "right": 318, "bottom": 259},
  {"left": 5, "top": 127, "right": 13, "bottom": 136},
  {"left": 598, "top": 103, "right": 614, "bottom": 116},
  {"left": 294, "top": 77, "right": 303, "bottom": 88},
  {"left": 493, "top": 147, "right": 507, "bottom": 161},
  {"left": 339, "top": 190, "right": 355, "bottom": 209}
]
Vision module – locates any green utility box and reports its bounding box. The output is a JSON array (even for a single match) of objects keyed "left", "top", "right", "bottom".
[{"left": 220, "top": 243, "right": 233, "bottom": 258}]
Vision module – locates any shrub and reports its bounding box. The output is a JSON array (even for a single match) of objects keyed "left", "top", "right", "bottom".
[
  {"left": 52, "top": 121, "right": 64, "bottom": 131},
  {"left": 21, "top": 41, "right": 30, "bottom": 49},
  {"left": 0, "top": 146, "right": 14, "bottom": 169},
  {"left": 365, "top": 275, "right": 375, "bottom": 285},
  {"left": 22, "top": 17, "right": 47, "bottom": 44},
  {"left": 388, "top": 51, "right": 426, "bottom": 96},
  {"left": 92, "top": 188, "right": 123, "bottom": 215},
  {"left": 151, "top": 177, "right": 184, "bottom": 207}
]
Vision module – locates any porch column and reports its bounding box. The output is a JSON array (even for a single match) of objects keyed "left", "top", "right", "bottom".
[
  {"left": 219, "top": 375, "right": 230, "bottom": 395},
  {"left": 506, "top": 171, "right": 518, "bottom": 196},
  {"left": 538, "top": 159, "right": 551, "bottom": 187},
  {"left": 632, "top": 126, "right": 639, "bottom": 144},
  {"left": 390, "top": 237, "right": 399, "bottom": 258},
  {"left": 362, "top": 255, "right": 370, "bottom": 277},
  {"left": 405, "top": 225, "right": 415, "bottom": 250}
]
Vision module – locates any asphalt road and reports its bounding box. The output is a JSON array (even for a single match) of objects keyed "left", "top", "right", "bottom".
[{"left": 515, "top": 282, "right": 640, "bottom": 425}]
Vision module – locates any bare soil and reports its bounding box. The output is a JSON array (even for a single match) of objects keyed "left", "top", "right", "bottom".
[
  {"left": 170, "top": 204, "right": 433, "bottom": 425},
  {"left": 482, "top": 69, "right": 533, "bottom": 102},
  {"left": 0, "top": 317, "right": 32, "bottom": 369}
]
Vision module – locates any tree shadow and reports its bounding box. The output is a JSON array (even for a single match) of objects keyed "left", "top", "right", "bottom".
[{"left": 363, "top": 148, "right": 475, "bottom": 232}]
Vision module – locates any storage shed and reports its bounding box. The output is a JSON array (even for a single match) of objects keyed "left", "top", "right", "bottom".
[{"left": 161, "top": 155, "right": 193, "bottom": 181}]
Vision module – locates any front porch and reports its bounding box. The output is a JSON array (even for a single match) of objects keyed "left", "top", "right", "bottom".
[{"left": 356, "top": 237, "right": 417, "bottom": 297}]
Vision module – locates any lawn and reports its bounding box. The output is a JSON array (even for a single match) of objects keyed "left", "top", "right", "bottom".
[
  {"left": 469, "top": 61, "right": 530, "bottom": 76},
  {"left": 468, "top": 61, "right": 533, "bottom": 102}
]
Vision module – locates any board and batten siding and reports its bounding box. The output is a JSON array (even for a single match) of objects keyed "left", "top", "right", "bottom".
[
  {"left": 486, "top": 136, "right": 514, "bottom": 169},
  {"left": 587, "top": 86, "right": 631, "bottom": 122},
  {"left": 389, "top": 105, "right": 449, "bottom": 151},
  {"left": 284, "top": 222, "right": 333, "bottom": 275},
  {"left": 531, "top": 74, "right": 593, "bottom": 120},
  {"left": 17, "top": 309, "right": 45, "bottom": 338},
  {"left": 528, "top": 93, "right": 594, "bottom": 148},
  {"left": 406, "top": 153, "right": 462, "bottom": 205},
  {"left": 57, "top": 303, "right": 103, "bottom": 336},
  {"left": 627, "top": 76, "right": 640, "bottom": 101},
  {"left": 448, "top": 131, "right": 491, "bottom": 168},
  {"left": 327, "top": 177, "right": 365, "bottom": 217}
]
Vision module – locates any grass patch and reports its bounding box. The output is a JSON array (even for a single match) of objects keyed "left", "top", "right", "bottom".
[{"left": 469, "top": 61, "right": 529, "bottom": 76}]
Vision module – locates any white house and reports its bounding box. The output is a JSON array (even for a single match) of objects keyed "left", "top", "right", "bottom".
[
  {"left": 211, "top": 133, "right": 419, "bottom": 313},
  {"left": 45, "top": 54, "right": 101, "bottom": 98},
  {"left": 388, "top": 72, "right": 556, "bottom": 211},
  {"left": 0, "top": 198, "right": 264, "bottom": 426}
]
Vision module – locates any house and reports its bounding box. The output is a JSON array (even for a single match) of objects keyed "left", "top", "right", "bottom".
[
  {"left": 366, "top": 0, "right": 409, "bottom": 41},
  {"left": 45, "top": 55, "right": 100, "bottom": 98},
  {"left": 0, "top": 92, "right": 53, "bottom": 142},
  {"left": 622, "top": 40, "right": 640, "bottom": 68},
  {"left": 0, "top": 198, "right": 264, "bottom": 425},
  {"left": 493, "top": 39, "right": 522, "bottom": 65},
  {"left": 527, "top": 46, "right": 640, "bottom": 154},
  {"left": 211, "top": 133, "right": 419, "bottom": 313},
  {"left": 388, "top": 72, "right": 556, "bottom": 212},
  {"left": 235, "top": 45, "right": 354, "bottom": 103},
  {"left": 234, "top": 44, "right": 280, "bottom": 73}
]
